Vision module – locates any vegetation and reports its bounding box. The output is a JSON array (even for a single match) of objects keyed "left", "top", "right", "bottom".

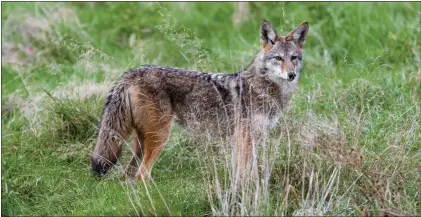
[{"left": 2, "top": 2, "right": 420, "bottom": 216}]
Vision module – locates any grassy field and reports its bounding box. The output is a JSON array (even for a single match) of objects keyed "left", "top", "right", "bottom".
[{"left": 1, "top": 2, "right": 420, "bottom": 216}]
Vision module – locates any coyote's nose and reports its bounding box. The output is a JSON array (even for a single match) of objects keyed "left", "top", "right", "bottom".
[{"left": 287, "top": 72, "right": 296, "bottom": 81}]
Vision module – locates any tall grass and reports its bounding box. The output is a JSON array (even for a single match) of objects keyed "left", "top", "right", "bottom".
[{"left": 2, "top": 2, "right": 420, "bottom": 216}]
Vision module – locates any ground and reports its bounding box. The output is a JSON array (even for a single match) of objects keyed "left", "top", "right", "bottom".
[{"left": 1, "top": 2, "right": 420, "bottom": 216}]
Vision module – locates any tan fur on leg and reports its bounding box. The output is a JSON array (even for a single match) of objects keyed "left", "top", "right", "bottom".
[
  {"left": 124, "top": 133, "right": 143, "bottom": 178},
  {"left": 135, "top": 117, "right": 172, "bottom": 180},
  {"left": 233, "top": 122, "right": 252, "bottom": 180}
]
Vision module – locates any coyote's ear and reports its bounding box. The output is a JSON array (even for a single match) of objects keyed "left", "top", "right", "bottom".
[
  {"left": 260, "top": 20, "right": 277, "bottom": 51},
  {"left": 286, "top": 21, "right": 309, "bottom": 49}
]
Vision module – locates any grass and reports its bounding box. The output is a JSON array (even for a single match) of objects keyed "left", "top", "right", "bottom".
[{"left": 1, "top": 2, "right": 420, "bottom": 216}]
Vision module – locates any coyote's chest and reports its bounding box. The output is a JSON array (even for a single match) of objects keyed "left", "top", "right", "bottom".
[{"left": 251, "top": 113, "right": 279, "bottom": 133}]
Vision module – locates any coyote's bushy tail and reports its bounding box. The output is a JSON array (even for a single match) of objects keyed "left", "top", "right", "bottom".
[{"left": 91, "top": 81, "right": 133, "bottom": 177}]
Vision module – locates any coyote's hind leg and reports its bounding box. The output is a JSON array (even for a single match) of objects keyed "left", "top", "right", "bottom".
[
  {"left": 124, "top": 133, "right": 143, "bottom": 178},
  {"left": 135, "top": 116, "right": 173, "bottom": 181}
]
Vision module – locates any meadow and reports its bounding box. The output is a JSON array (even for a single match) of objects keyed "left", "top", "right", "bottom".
[{"left": 1, "top": 2, "right": 420, "bottom": 216}]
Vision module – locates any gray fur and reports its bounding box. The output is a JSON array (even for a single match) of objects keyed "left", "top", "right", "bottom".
[{"left": 91, "top": 20, "right": 309, "bottom": 178}]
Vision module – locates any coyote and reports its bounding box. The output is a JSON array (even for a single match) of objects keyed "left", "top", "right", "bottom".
[{"left": 91, "top": 20, "right": 309, "bottom": 180}]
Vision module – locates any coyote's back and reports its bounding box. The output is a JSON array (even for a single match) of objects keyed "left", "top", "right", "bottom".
[{"left": 91, "top": 19, "right": 309, "bottom": 180}]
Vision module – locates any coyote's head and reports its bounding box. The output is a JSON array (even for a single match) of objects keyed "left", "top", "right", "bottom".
[{"left": 256, "top": 20, "right": 309, "bottom": 83}]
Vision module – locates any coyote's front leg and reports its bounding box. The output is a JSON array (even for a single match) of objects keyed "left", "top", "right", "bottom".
[{"left": 233, "top": 122, "right": 252, "bottom": 180}]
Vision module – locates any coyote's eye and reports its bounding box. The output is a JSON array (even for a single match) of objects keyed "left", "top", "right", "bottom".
[
  {"left": 291, "top": 56, "right": 298, "bottom": 61},
  {"left": 274, "top": 56, "right": 283, "bottom": 61}
]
